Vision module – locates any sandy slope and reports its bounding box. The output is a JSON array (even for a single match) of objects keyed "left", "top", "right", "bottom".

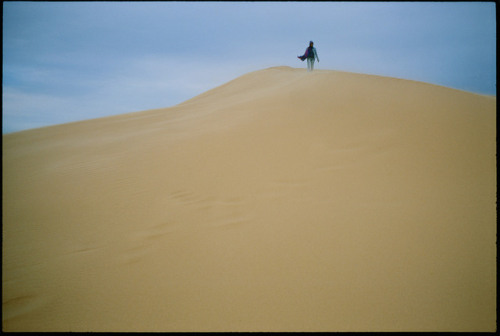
[{"left": 2, "top": 66, "right": 496, "bottom": 331}]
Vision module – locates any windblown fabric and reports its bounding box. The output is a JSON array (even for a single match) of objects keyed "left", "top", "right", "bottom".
[{"left": 298, "top": 46, "right": 312, "bottom": 61}]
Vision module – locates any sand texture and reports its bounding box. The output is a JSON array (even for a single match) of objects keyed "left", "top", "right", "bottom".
[{"left": 2, "top": 67, "right": 496, "bottom": 331}]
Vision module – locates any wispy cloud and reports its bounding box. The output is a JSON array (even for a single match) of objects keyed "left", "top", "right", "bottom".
[
  {"left": 3, "top": 2, "right": 496, "bottom": 134},
  {"left": 2, "top": 55, "right": 263, "bottom": 133},
  {"left": 2, "top": 88, "right": 78, "bottom": 133}
]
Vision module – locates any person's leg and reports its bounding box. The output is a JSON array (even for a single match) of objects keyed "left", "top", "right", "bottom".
[
  {"left": 310, "top": 59, "right": 315, "bottom": 71},
  {"left": 307, "top": 58, "right": 312, "bottom": 71}
]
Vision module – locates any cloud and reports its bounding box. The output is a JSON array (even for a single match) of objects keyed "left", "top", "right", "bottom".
[
  {"left": 2, "top": 2, "right": 495, "bottom": 134},
  {"left": 2, "top": 55, "right": 264, "bottom": 134},
  {"left": 2, "top": 88, "right": 75, "bottom": 133}
]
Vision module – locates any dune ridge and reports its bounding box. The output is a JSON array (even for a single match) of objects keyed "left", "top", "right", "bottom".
[{"left": 2, "top": 66, "right": 496, "bottom": 331}]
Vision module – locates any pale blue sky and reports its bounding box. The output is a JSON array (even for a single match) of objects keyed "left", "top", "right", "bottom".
[{"left": 2, "top": 1, "right": 496, "bottom": 133}]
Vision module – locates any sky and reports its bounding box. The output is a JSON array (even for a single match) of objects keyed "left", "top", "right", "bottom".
[{"left": 2, "top": 1, "right": 496, "bottom": 134}]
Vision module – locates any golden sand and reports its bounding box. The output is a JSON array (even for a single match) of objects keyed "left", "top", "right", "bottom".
[{"left": 3, "top": 67, "right": 496, "bottom": 331}]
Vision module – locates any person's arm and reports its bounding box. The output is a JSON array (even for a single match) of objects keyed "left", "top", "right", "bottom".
[{"left": 315, "top": 49, "right": 319, "bottom": 62}]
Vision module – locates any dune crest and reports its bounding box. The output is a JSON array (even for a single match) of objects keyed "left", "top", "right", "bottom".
[{"left": 3, "top": 67, "right": 496, "bottom": 331}]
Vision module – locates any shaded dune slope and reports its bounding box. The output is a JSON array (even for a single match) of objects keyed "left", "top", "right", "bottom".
[{"left": 3, "top": 66, "right": 496, "bottom": 331}]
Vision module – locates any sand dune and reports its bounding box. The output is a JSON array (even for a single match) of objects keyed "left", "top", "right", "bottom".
[{"left": 2, "top": 66, "right": 496, "bottom": 331}]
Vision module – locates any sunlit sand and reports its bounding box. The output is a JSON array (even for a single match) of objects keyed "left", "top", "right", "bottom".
[{"left": 3, "top": 66, "right": 496, "bottom": 331}]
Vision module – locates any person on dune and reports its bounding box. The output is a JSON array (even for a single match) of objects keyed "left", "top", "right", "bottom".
[{"left": 298, "top": 41, "right": 319, "bottom": 71}]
